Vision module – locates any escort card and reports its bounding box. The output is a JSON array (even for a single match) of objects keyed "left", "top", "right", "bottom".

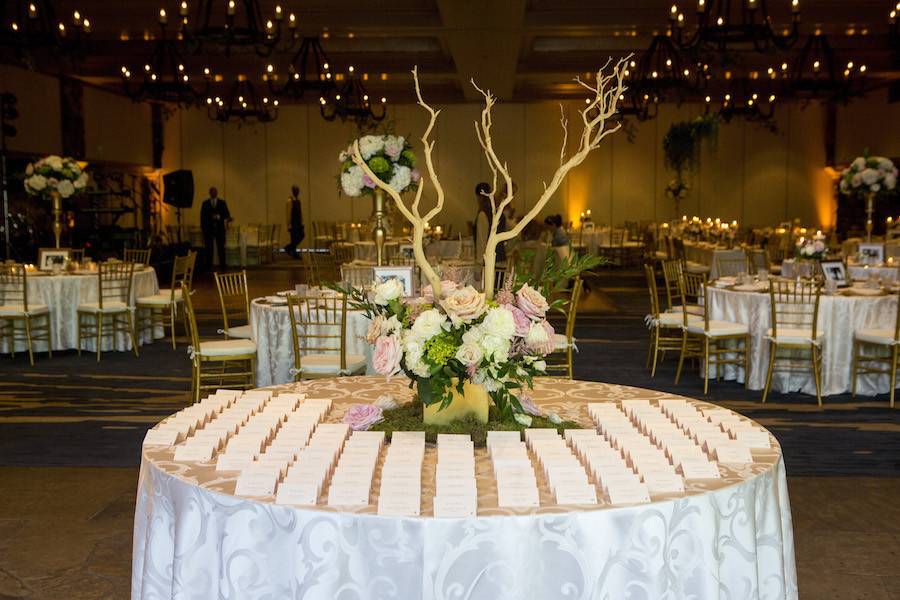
[
  {"left": 606, "top": 483, "right": 651, "bottom": 505},
  {"left": 377, "top": 494, "right": 421, "bottom": 517},
  {"left": 433, "top": 494, "right": 477, "bottom": 518},
  {"left": 275, "top": 481, "right": 318, "bottom": 505},
  {"left": 643, "top": 473, "right": 685, "bottom": 494},
  {"left": 714, "top": 444, "right": 753, "bottom": 464},
  {"left": 555, "top": 484, "right": 598, "bottom": 505},
  {"left": 680, "top": 460, "right": 721, "bottom": 479},
  {"left": 143, "top": 429, "right": 180, "bottom": 446},
  {"left": 234, "top": 472, "right": 278, "bottom": 497},
  {"left": 735, "top": 430, "right": 771, "bottom": 448}
]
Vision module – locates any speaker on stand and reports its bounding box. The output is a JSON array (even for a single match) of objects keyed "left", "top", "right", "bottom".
[{"left": 163, "top": 170, "right": 194, "bottom": 244}]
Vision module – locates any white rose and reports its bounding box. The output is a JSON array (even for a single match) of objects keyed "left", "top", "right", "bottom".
[
  {"left": 373, "top": 278, "right": 404, "bottom": 305},
  {"left": 411, "top": 308, "right": 447, "bottom": 340},
  {"left": 533, "top": 360, "right": 547, "bottom": 371},
  {"left": 73, "top": 172, "right": 88, "bottom": 189},
  {"left": 358, "top": 135, "right": 384, "bottom": 160},
  {"left": 388, "top": 165, "right": 411, "bottom": 192},
  {"left": 851, "top": 157, "right": 866, "bottom": 171},
  {"left": 479, "top": 333, "right": 510, "bottom": 364},
  {"left": 871, "top": 183, "right": 881, "bottom": 192},
  {"left": 455, "top": 342, "right": 483, "bottom": 366},
  {"left": 885, "top": 173, "right": 897, "bottom": 190},
  {"left": 877, "top": 157, "right": 893, "bottom": 171},
  {"left": 402, "top": 334, "right": 430, "bottom": 378},
  {"left": 440, "top": 285, "right": 486, "bottom": 325},
  {"left": 46, "top": 155, "right": 63, "bottom": 171},
  {"left": 482, "top": 306, "right": 516, "bottom": 339},
  {"left": 373, "top": 394, "right": 398, "bottom": 410},
  {"left": 27, "top": 174, "right": 47, "bottom": 192},
  {"left": 56, "top": 179, "right": 75, "bottom": 198},
  {"left": 525, "top": 321, "right": 549, "bottom": 346}
]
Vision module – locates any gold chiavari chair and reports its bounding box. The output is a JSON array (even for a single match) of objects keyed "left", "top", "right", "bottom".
[
  {"left": 332, "top": 242, "right": 356, "bottom": 265},
  {"left": 661, "top": 259, "right": 703, "bottom": 315},
  {"left": 214, "top": 269, "right": 252, "bottom": 339},
  {"left": 715, "top": 254, "right": 750, "bottom": 278},
  {"left": 310, "top": 251, "right": 340, "bottom": 286},
  {"left": 544, "top": 276, "right": 584, "bottom": 379},
  {"left": 286, "top": 293, "right": 366, "bottom": 380},
  {"left": 675, "top": 271, "right": 750, "bottom": 394},
  {"left": 181, "top": 282, "right": 256, "bottom": 403},
  {"left": 0, "top": 264, "right": 52, "bottom": 366},
  {"left": 123, "top": 248, "right": 152, "bottom": 266},
  {"left": 644, "top": 264, "right": 699, "bottom": 377},
  {"left": 763, "top": 279, "right": 824, "bottom": 405},
  {"left": 77, "top": 261, "right": 139, "bottom": 362},
  {"left": 672, "top": 238, "right": 710, "bottom": 275},
  {"left": 851, "top": 296, "right": 900, "bottom": 407},
  {"left": 136, "top": 251, "right": 196, "bottom": 348},
  {"left": 341, "top": 264, "right": 374, "bottom": 289}
]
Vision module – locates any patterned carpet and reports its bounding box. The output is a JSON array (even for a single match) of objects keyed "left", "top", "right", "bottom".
[{"left": 1, "top": 268, "right": 899, "bottom": 475}]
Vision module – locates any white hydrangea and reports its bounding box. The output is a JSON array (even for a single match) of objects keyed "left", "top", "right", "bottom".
[
  {"left": 402, "top": 333, "right": 430, "bottom": 378},
  {"left": 341, "top": 165, "right": 364, "bottom": 197},
  {"left": 851, "top": 157, "right": 866, "bottom": 171},
  {"left": 860, "top": 168, "right": 880, "bottom": 186},
  {"left": 57, "top": 180, "right": 75, "bottom": 198},
  {"left": 482, "top": 306, "right": 516, "bottom": 340},
  {"left": 73, "top": 172, "right": 88, "bottom": 190},
  {"left": 388, "top": 165, "right": 412, "bottom": 192},
  {"left": 27, "top": 175, "right": 47, "bottom": 192},
  {"left": 358, "top": 135, "right": 385, "bottom": 160},
  {"left": 46, "top": 155, "right": 63, "bottom": 171}
]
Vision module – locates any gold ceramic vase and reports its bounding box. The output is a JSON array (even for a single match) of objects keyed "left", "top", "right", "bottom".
[
  {"left": 50, "top": 190, "right": 62, "bottom": 248},
  {"left": 422, "top": 379, "right": 490, "bottom": 425},
  {"left": 372, "top": 188, "right": 386, "bottom": 266}
]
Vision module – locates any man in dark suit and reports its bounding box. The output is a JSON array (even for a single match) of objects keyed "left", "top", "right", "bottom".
[
  {"left": 283, "top": 184, "right": 305, "bottom": 259},
  {"left": 200, "top": 187, "right": 232, "bottom": 270}
]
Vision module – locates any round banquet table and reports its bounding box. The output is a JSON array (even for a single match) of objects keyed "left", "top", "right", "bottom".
[
  {"left": 132, "top": 377, "right": 797, "bottom": 600},
  {"left": 706, "top": 286, "right": 899, "bottom": 396},
  {"left": 249, "top": 297, "right": 374, "bottom": 386},
  {"left": 4, "top": 267, "right": 161, "bottom": 353}
]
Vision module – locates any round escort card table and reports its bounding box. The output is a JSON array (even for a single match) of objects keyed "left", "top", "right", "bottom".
[{"left": 132, "top": 377, "right": 797, "bottom": 600}]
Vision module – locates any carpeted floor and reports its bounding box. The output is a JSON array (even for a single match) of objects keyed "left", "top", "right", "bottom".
[{"left": 1, "top": 266, "right": 899, "bottom": 476}]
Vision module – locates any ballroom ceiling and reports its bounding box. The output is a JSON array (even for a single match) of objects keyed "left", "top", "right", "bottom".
[{"left": 5, "top": 0, "right": 898, "bottom": 103}]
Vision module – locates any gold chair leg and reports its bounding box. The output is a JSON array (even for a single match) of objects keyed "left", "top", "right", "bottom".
[
  {"left": 24, "top": 317, "right": 34, "bottom": 367},
  {"left": 127, "top": 312, "right": 140, "bottom": 357},
  {"left": 674, "top": 332, "right": 688, "bottom": 384},
  {"left": 743, "top": 335, "right": 750, "bottom": 389},
  {"left": 45, "top": 314, "right": 52, "bottom": 359},
  {"left": 169, "top": 304, "right": 177, "bottom": 349},
  {"left": 811, "top": 345, "right": 822, "bottom": 407},
  {"left": 95, "top": 314, "right": 102, "bottom": 363},
  {"left": 850, "top": 339, "right": 859, "bottom": 398},
  {"left": 77, "top": 313, "right": 82, "bottom": 356},
  {"left": 890, "top": 346, "right": 898, "bottom": 409},
  {"left": 650, "top": 328, "right": 661, "bottom": 378},
  {"left": 646, "top": 328, "right": 654, "bottom": 369},
  {"left": 703, "top": 337, "right": 710, "bottom": 395},
  {"left": 762, "top": 342, "right": 776, "bottom": 403}
]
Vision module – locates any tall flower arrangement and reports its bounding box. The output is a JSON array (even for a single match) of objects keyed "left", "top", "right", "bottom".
[
  {"left": 339, "top": 277, "right": 555, "bottom": 423},
  {"left": 839, "top": 154, "right": 897, "bottom": 197},
  {"left": 23, "top": 155, "right": 88, "bottom": 199},
  {"left": 339, "top": 134, "right": 420, "bottom": 197}
]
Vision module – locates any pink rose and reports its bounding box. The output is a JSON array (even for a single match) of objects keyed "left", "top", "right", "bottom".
[
  {"left": 410, "top": 168, "right": 421, "bottom": 183},
  {"left": 505, "top": 304, "right": 530, "bottom": 337},
  {"left": 421, "top": 279, "right": 458, "bottom": 303},
  {"left": 517, "top": 394, "right": 543, "bottom": 417},
  {"left": 363, "top": 173, "right": 377, "bottom": 188},
  {"left": 440, "top": 285, "right": 486, "bottom": 325},
  {"left": 516, "top": 284, "right": 549, "bottom": 320},
  {"left": 342, "top": 404, "right": 384, "bottom": 431},
  {"left": 372, "top": 334, "right": 402, "bottom": 377}
]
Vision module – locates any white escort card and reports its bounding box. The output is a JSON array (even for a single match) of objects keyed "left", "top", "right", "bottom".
[{"left": 433, "top": 433, "right": 478, "bottom": 517}]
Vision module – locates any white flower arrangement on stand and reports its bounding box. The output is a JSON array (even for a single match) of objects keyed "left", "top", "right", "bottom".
[
  {"left": 23, "top": 155, "right": 88, "bottom": 248},
  {"left": 795, "top": 232, "right": 827, "bottom": 261},
  {"left": 339, "top": 135, "right": 420, "bottom": 197},
  {"left": 840, "top": 152, "right": 898, "bottom": 242}
]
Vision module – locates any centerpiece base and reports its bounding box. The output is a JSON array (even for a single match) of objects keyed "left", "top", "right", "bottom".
[{"left": 421, "top": 379, "right": 489, "bottom": 425}]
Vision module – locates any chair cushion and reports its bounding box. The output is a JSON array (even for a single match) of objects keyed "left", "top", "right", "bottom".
[
  {"left": 685, "top": 261, "right": 710, "bottom": 274},
  {"left": 657, "top": 312, "right": 701, "bottom": 327},
  {"left": 855, "top": 328, "right": 897, "bottom": 346},
  {"left": 666, "top": 304, "right": 703, "bottom": 315},
  {"left": 198, "top": 339, "right": 257, "bottom": 357},
  {"left": 136, "top": 288, "right": 182, "bottom": 306},
  {"left": 766, "top": 327, "right": 824, "bottom": 345},
  {"left": 300, "top": 353, "right": 367, "bottom": 374},
  {"left": 552, "top": 333, "right": 573, "bottom": 351},
  {"left": 654, "top": 251, "right": 669, "bottom": 260},
  {"left": 77, "top": 301, "right": 129, "bottom": 313},
  {"left": 225, "top": 324, "right": 253, "bottom": 339},
  {"left": 688, "top": 320, "right": 749, "bottom": 337},
  {"left": 0, "top": 303, "right": 49, "bottom": 316}
]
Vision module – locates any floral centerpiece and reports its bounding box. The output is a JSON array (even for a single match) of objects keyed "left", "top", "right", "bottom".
[
  {"left": 664, "top": 178, "right": 689, "bottom": 214},
  {"left": 339, "top": 277, "right": 556, "bottom": 426},
  {"left": 795, "top": 235, "right": 827, "bottom": 261},
  {"left": 339, "top": 135, "right": 420, "bottom": 197},
  {"left": 23, "top": 155, "right": 88, "bottom": 248},
  {"left": 23, "top": 155, "right": 88, "bottom": 199},
  {"left": 839, "top": 154, "right": 897, "bottom": 197}
]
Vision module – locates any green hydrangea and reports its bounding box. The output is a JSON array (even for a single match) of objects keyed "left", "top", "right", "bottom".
[
  {"left": 400, "top": 149, "right": 417, "bottom": 168},
  {"left": 425, "top": 332, "right": 456, "bottom": 365},
  {"left": 368, "top": 156, "right": 391, "bottom": 174}
]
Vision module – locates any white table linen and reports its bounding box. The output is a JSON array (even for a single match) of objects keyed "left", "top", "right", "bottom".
[
  {"left": 706, "top": 286, "right": 899, "bottom": 396},
  {"left": 132, "top": 377, "right": 797, "bottom": 600},
  {"left": 684, "top": 243, "right": 746, "bottom": 279},
  {"left": 5, "top": 268, "right": 161, "bottom": 353},
  {"left": 250, "top": 298, "right": 373, "bottom": 386}
]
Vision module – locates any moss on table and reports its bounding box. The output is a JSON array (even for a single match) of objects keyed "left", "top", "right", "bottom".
[{"left": 369, "top": 399, "right": 581, "bottom": 447}]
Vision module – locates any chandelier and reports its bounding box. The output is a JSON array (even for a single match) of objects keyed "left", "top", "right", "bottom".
[
  {"left": 627, "top": 31, "right": 694, "bottom": 120},
  {"left": 669, "top": 0, "right": 801, "bottom": 53},
  {"left": 121, "top": 9, "right": 210, "bottom": 106},
  {"left": 705, "top": 88, "right": 776, "bottom": 124},
  {"left": 320, "top": 66, "right": 387, "bottom": 127},
  {"left": 1, "top": 1, "right": 91, "bottom": 64},
  {"left": 207, "top": 75, "right": 279, "bottom": 122},
  {"left": 266, "top": 36, "right": 334, "bottom": 99},
  {"left": 185, "top": 0, "right": 297, "bottom": 57},
  {"left": 786, "top": 33, "right": 867, "bottom": 102}
]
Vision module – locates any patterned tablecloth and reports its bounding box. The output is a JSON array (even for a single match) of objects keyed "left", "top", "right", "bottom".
[{"left": 132, "top": 377, "right": 797, "bottom": 600}]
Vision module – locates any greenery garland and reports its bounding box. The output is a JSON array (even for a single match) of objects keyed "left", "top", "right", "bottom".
[{"left": 662, "top": 115, "right": 719, "bottom": 181}]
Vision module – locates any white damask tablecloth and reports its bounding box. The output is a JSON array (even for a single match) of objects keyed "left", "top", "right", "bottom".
[
  {"left": 132, "top": 377, "right": 797, "bottom": 600},
  {"left": 250, "top": 298, "right": 374, "bottom": 386},
  {"left": 6, "top": 268, "right": 161, "bottom": 353},
  {"left": 706, "top": 286, "right": 899, "bottom": 396},
  {"left": 684, "top": 243, "right": 746, "bottom": 279}
]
